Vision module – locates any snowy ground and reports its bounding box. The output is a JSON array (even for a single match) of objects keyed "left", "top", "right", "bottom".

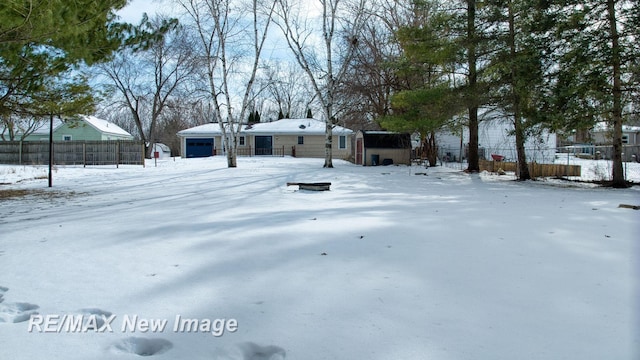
[{"left": 0, "top": 157, "right": 638, "bottom": 360}]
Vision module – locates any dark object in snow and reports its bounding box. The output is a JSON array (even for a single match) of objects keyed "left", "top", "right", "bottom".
[
  {"left": 112, "top": 337, "right": 173, "bottom": 356},
  {"left": 287, "top": 182, "right": 331, "bottom": 191},
  {"left": 618, "top": 204, "right": 640, "bottom": 210},
  {"left": 238, "top": 342, "right": 286, "bottom": 360},
  {"left": 320, "top": 252, "right": 327, "bottom": 256}
]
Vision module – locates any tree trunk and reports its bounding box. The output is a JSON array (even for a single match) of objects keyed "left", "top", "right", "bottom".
[
  {"left": 324, "top": 120, "right": 333, "bottom": 168},
  {"left": 607, "top": 0, "right": 626, "bottom": 188},
  {"left": 427, "top": 131, "right": 438, "bottom": 167},
  {"left": 513, "top": 116, "right": 530, "bottom": 180},
  {"left": 466, "top": 0, "right": 480, "bottom": 172},
  {"left": 48, "top": 114, "right": 54, "bottom": 188},
  {"left": 227, "top": 145, "right": 237, "bottom": 167},
  {"left": 146, "top": 114, "right": 157, "bottom": 159},
  {"left": 507, "top": 0, "right": 530, "bottom": 180}
]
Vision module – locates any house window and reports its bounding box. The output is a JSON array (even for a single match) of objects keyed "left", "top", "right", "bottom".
[
  {"left": 298, "top": 136, "right": 304, "bottom": 145},
  {"left": 622, "top": 134, "right": 629, "bottom": 144},
  {"left": 339, "top": 135, "right": 346, "bottom": 149},
  {"left": 239, "top": 136, "right": 246, "bottom": 146},
  {"left": 62, "top": 135, "right": 72, "bottom": 141}
]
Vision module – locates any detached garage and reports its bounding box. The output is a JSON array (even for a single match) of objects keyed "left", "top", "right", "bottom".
[{"left": 355, "top": 131, "right": 412, "bottom": 166}]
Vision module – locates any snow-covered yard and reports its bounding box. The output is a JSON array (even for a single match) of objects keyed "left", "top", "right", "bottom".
[{"left": 0, "top": 157, "right": 638, "bottom": 359}]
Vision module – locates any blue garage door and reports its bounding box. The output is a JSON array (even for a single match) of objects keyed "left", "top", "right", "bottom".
[{"left": 186, "top": 138, "right": 214, "bottom": 158}]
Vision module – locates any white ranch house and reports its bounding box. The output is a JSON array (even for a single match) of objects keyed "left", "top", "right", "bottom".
[{"left": 177, "top": 118, "right": 353, "bottom": 159}]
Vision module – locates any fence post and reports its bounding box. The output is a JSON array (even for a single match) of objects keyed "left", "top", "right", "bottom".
[{"left": 531, "top": 162, "right": 535, "bottom": 179}]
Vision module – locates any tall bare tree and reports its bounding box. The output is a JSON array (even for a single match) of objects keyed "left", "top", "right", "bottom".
[
  {"left": 338, "top": 1, "right": 404, "bottom": 130},
  {"left": 262, "top": 61, "right": 316, "bottom": 121},
  {"left": 97, "top": 15, "right": 195, "bottom": 158},
  {"left": 275, "top": 0, "right": 368, "bottom": 168},
  {"left": 179, "top": 0, "right": 276, "bottom": 167}
]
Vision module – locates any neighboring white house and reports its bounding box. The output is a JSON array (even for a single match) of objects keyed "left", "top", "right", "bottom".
[
  {"left": 177, "top": 118, "right": 354, "bottom": 159},
  {"left": 437, "top": 119, "right": 557, "bottom": 163}
]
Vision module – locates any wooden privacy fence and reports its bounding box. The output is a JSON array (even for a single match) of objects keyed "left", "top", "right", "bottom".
[
  {"left": 0, "top": 141, "right": 145, "bottom": 166},
  {"left": 479, "top": 159, "right": 581, "bottom": 178}
]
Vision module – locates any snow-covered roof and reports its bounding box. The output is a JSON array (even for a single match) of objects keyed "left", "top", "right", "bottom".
[
  {"left": 178, "top": 118, "right": 353, "bottom": 137},
  {"left": 81, "top": 115, "right": 132, "bottom": 137},
  {"left": 29, "top": 115, "right": 131, "bottom": 137},
  {"left": 30, "top": 118, "right": 64, "bottom": 135}
]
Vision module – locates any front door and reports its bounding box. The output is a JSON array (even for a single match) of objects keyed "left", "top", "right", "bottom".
[{"left": 255, "top": 136, "right": 272, "bottom": 155}]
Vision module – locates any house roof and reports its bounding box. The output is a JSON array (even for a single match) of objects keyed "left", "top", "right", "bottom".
[
  {"left": 178, "top": 118, "right": 354, "bottom": 137},
  {"left": 81, "top": 115, "right": 132, "bottom": 137},
  {"left": 30, "top": 118, "right": 64, "bottom": 135},
  {"left": 30, "top": 115, "right": 132, "bottom": 137}
]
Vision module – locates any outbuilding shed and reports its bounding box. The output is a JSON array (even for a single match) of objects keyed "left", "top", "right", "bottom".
[{"left": 355, "top": 131, "right": 412, "bottom": 166}]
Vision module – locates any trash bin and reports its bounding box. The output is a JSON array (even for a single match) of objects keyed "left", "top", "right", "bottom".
[{"left": 371, "top": 154, "right": 379, "bottom": 166}]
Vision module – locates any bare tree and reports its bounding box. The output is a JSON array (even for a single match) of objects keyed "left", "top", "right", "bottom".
[
  {"left": 96, "top": 16, "right": 196, "bottom": 157},
  {"left": 275, "top": 0, "right": 368, "bottom": 168},
  {"left": 262, "top": 61, "right": 316, "bottom": 121},
  {"left": 178, "top": 0, "right": 276, "bottom": 167},
  {"left": 338, "top": 0, "right": 415, "bottom": 131},
  {"left": 0, "top": 114, "right": 47, "bottom": 141},
  {"left": 97, "top": 50, "right": 149, "bottom": 143}
]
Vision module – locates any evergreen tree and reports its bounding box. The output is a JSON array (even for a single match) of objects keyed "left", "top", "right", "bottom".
[
  {"left": 448, "top": 0, "right": 487, "bottom": 172},
  {"left": 548, "top": 0, "right": 638, "bottom": 187},
  {"left": 383, "top": 0, "right": 463, "bottom": 166},
  {"left": 482, "top": 0, "right": 550, "bottom": 180},
  {"left": 0, "top": 0, "right": 131, "bottom": 132}
]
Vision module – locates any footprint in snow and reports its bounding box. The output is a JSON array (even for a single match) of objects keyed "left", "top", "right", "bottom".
[
  {"left": 80, "top": 308, "right": 113, "bottom": 328},
  {"left": 110, "top": 337, "right": 173, "bottom": 356},
  {"left": 0, "top": 287, "right": 39, "bottom": 324},
  {"left": 238, "top": 342, "right": 286, "bottom": 360}
]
